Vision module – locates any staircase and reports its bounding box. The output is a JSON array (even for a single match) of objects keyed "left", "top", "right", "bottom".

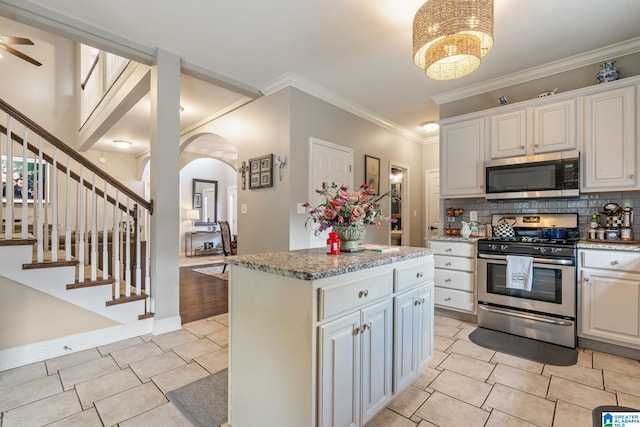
[{"left": 0, "top": 98, "right": 155, "bottom": 370}]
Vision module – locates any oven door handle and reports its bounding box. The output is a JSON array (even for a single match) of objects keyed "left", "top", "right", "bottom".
[
  {"left": 478, "top": 305, "right": 573, "bottom": 326},
  {"left": 477, "top": 253, "right": 574, "bottom": 266}
]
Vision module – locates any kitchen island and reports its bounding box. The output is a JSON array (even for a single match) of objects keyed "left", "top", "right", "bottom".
[{"left": 225, "top": 247, "right": 434, "bottom": 427}]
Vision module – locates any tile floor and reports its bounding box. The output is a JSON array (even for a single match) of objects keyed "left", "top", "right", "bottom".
[{"left": 1, "top": 314, "right": 640, "bottom": 426}]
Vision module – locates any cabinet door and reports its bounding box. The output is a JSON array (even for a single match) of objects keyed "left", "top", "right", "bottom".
[
  {"left": 532, "top": 99, "right": 576, "bottom": 153},
  {"left": 393, "top": 289, "right": 418, "bottom": 392},
  {"left": 582, "top": 86, "right": 637, "bottom": 191},
  {"left": 361, "top": 300, "right": 393, "bottom": 424},
  {"left": 416, "top": 283, "right": 434, "bottom": 371},
  {"left": 318, "top": 312, "right": 360, "bottom": 427},
  {"left": 490, "top": 109, "right": 527, "bottom": 159},
  {"left": 440, "top": 118, "right": 485, "bottom": 198},
  {"left": 580, "top": 269, "right": 640, "bottom": 346}
]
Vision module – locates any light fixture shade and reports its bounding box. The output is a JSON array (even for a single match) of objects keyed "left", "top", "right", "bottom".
[
  {"left": 413, "top": 0, "right": 494, "bottom": 80},
  {"left": 422, "top": 121, "right": 440, "bottom": 132},
  {"left": 186, "top": 209, "right": 200, "bottom": 220},
  {"left": 113, "top": 139, "right": 132, "bottom": 149}
]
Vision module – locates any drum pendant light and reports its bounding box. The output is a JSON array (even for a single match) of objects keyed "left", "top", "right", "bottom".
[{"left": 413, "top": 0, "right": 494, "bottom": 80}]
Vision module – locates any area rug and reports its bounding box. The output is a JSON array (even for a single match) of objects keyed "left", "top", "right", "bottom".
[
  {"left": 468, "top": 327, "right": 578, "bottom": 366},
  {"left": 192, "top": 264, "right": 228, "bottom": 280},
  {"left": 167, "top": 368, "right": 228, "bottom": 427}
]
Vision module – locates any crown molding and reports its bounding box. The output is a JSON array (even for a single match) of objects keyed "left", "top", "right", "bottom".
[
  {"left": 432, "top": 37, "right": 640, "bottom": 105},
  {"left": 261, "top": 73, "right": 427, "bottom": 144}
]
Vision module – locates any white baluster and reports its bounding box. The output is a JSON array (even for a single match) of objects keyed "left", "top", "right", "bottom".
[
  {"left": 77, "top": 166, "right": 85, "bottom": 282},
  {"left": 6, "top": 116, "right": 13, "bottom": 240},
  {"left": 90, "top": 174, "right": 97, "bottom": 281},
  {"left": 65, "top": 156, "right": 71, "bottom": 261},
  {"left": 20, "top": 127, "right": 28, "bottom": 238},
  {"left": 51, "top": 148, "right": 58, "bottom": 262},
  {"left": 102, "top": 181, "right": 108, "bottom": 280},
  {"left": 36, "top": 137, "right": 43, "bottom": 263},
  {"left": 125, "top": 197, "right": 131, "bottom": 297},
  {"left": 114, "top": 189, "right": 120, "bottom": 299},
  {"left": 145, "top": 208, "right": 152, "bottom": 313},
  {"left": 135, "top": 205, "right": 141, "bottom": 295}
]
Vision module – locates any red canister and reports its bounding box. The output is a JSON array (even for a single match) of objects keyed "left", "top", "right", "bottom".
[{"left": 327, "top": 232, "right": 341, "bottom": 254}]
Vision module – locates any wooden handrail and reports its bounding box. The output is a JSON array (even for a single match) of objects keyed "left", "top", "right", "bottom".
[
  {"left": 80, "top": 54, "right": 100, "bottom": 90},
  {"left": 0, "top": 98, "right": 152, "bottom": 214}
]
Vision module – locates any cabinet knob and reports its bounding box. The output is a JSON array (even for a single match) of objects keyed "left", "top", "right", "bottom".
[
  {"left": 358, "top": 290, "right": 369, "bottom": 298},
  {"left": 630, "top": 174, "right": 635, "bottom": 179},
  {"left": 362, "top": 322, "right": 372, "bottom": 331},
  {"left": 415, "top": 299, "right": 421, "bottom": 306},
  {"left": 445, "top": 278, "right": 451, "bottom": 283},
  {"left": 445, "top": 262, "right": 452, "bottom": 266},
  {"left": 444, "top": 297, "right": 452, "bottom": 302},
  {"left": 534, "top": 143, "right": 539, "bottom": 147},
  {"left": 584, "top": 276, "right": 589, "bottom": 282},
  {"left": 445, "top": 248, "right": 452, "bottom": 252},
  {"left": 353, "top": 327, "right": 361, "bottom": 336},
  {"left": 611, "top": 260, "right": 620, "bottom": 266},
  {"left": 416, "top": 272, "right": 423, "bottom": 278}
]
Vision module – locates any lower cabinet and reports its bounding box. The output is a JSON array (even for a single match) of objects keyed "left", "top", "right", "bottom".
[
  {"left": 318, "top": 300, "right": 393, "bottom": 427},
  {"left": 394, "top": 284, "right": 433, "bottom": 392},
  {"left": 579, "top": 249, "right": 640, "bottom": 349},
  {"left": 228, "top": 254, "right": 434, "bottom": 427}
]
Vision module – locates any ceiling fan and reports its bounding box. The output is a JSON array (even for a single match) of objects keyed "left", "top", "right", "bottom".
[{"left": 0, "top": 35, "right": 41, "bottom": 66}]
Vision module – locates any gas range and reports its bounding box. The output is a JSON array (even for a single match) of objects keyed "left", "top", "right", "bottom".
[{"left": 478, "top": 213, "right": 579, "bottom": 261}]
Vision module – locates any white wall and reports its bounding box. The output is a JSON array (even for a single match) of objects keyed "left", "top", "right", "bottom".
[{"left": 179, "top": 157, "right": 236, "bottom": 252}]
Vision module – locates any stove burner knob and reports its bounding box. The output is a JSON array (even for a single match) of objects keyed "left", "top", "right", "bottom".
[
  {"left": 489, "top": 244, "right": 497, "bottom": 251},
  {"left": 500, "top": 245, "right": 508, "bottom": 251},
  {"left": 539, "top": 247, "right": 546, "bottom": 254},
  {"left": 550, "top": 248, "right": 560, "bottom": 255}
]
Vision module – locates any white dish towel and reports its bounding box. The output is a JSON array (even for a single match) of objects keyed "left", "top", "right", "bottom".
[{"left": 506, "top": 255, "right": 534, "bottom": 291}]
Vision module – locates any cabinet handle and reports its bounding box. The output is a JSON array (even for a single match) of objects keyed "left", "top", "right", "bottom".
[
  {"left": 358, "top": 290, "right": 369, "bottom": 298},
  {"left": 416, "top": 272, "right": 423, "bottom": 278},
  {"left": 611, "top": 260, "right": 620, "bottom": 266},
  {"left": 444, "top": 297, "right": 452, "bottom": 302}
]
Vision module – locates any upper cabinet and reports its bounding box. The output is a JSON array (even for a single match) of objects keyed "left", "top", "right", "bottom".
[
  {"left": 582, "top": 85, "right": 638, "bottom": 192},
  {"left": 440, "top": 118, "right": 485, "bottom": 198},
  {"left": 489, "top": 99, "right": 576, "bottom": 160},
  {"left": 532, "top": 99, "right": 577, "bottom": 154}
]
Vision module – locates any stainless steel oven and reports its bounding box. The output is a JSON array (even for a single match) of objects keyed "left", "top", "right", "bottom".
[{"left": 476, "top": 213, "right": 578, "bottom": 348}]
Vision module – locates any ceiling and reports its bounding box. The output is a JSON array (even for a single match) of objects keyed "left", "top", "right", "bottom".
[{"left": 2, "top": 0, "right": 640, "bottom": 158}]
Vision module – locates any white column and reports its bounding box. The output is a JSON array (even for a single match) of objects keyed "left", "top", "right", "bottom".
[{"left": 149, "top": 48, "right": 181, "bottom": 332}]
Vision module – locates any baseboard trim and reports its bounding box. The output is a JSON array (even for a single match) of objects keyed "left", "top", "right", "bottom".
[
  {"left": 151, "top": 315, "right": 182, "bottom": 335},
  {"left": 0, "top": 320, "right": 153, "bottom": 371}
]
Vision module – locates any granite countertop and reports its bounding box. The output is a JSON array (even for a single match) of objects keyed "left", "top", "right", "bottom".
[
  {"left": 577, "top": 240, "right": 640, "bottom": 252},
  {"left": 427, "top": 236, "right": 481, "bottom": 242},
  {"left": 225, "top": 246, "right": 432, "bottom": 280}
]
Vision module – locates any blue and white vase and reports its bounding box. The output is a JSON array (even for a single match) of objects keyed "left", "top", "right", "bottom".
[{"left": 597, "top": 61, "right": 620, "bottom": 84}]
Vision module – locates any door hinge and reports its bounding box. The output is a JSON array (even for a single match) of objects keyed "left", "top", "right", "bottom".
[{"left": 349, "top": 164, "right": 352, "bottom": 172}]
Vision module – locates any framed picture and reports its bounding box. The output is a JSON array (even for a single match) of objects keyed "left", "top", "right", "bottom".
[
  {"left": 2, "top": 156, "right": 48, "bottom": 203},
  {"left": 365, "top": 154, "right": 380, "bottom": 195},
  {"left": 249, "top": 154, "right": 274, "bottom": 189},
  {"left": 193, "top": 192, "right": 202, "bottom": 208}
]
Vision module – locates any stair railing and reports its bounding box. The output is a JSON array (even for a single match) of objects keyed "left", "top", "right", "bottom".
[{"left": 0, "top": 98, "right": 154, "bottom": 315}]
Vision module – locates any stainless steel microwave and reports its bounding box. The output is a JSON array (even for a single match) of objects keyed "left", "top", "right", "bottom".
[{"left": 485, "top": 151, "right": 579, "bottom": 200}]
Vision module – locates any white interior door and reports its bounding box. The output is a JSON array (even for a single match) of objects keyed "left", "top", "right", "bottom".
[
  {"left": 203, "top": 188, "right": 216, "bottom": 222},
  {"left": 389, "top": 162, "right": 409, "bottom": 246},
  {"left": 309, "top": 137, "right": 353, "bottom": 247},
  {"left": 425, "top": 169, "right": 440, "bottom": 239}
]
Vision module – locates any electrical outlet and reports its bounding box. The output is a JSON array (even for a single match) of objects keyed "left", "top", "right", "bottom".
[
  {"left": 297, "top": 203, "right": 306, "bottom": 214},
  {"left": 470, "top": 211, "right": 478, "bottom": 221}
]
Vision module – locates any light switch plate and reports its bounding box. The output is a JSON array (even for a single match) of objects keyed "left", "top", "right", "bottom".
[
  {"left": 297, "top": 203, "right": 306, "bottom": 214},
  {"left": 241, "top": 204, "right": 248, "bottom": 214}
]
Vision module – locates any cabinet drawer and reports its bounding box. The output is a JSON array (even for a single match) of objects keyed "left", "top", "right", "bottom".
[
  {"left": 581, "top": 250, "right": 640, "bottom": 272},
  {"left": 319, "top": 271, "right": 393, "bottom": 320},
  {"left": 395, "top": 259, "right": 435, "bottom": 293},
  {"left": 434, "top": 255, "right": 474, "bottom": 272},
  {"left": 435, "top": 269, "right": 474, "bottom": 292},
  {"left": 429, "top": 241, "right": 475, "bottom": 257},
  {"left": 434, "top": 287, "right": 475, "bottom": 313}
]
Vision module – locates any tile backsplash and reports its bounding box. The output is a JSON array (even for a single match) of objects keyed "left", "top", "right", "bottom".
[{"left": 443, "top": 192, "right": 640, "bottom": 239}]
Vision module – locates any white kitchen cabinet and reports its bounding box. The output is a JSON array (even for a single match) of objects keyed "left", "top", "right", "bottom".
[
  {"left": 440, "top": 118, "right": 485, "bottom": 198},
  {"left": 490, "top": 109, "right": 528, "bottom": 159},
  {"left": 429, "top": 240, "right": 476, "bottom": 314},
  {"left": 394, "top": 285, "right": 431, "bottom": 392},
  {"left": 319, "top": 299, "right": 393, "bottom": 427},
  {"left": 579, "top": 249, "right": 640, "bottom": 349},
  {"left": 582, "top": 85, "right": 637, "bottom": 192},
  {"left": 489, "top": 99, "right": 576, "bottom": 160},
  {"left": 228, "top": 249, "right": 434, "bottom": 427},
  {"left": 532, "top": 99, "right": 577, "bottom": 153}
]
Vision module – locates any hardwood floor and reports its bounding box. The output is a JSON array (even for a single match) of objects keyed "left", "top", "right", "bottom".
[{"left": 179, "top": 262, "right": 228, "bottom": 324}]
